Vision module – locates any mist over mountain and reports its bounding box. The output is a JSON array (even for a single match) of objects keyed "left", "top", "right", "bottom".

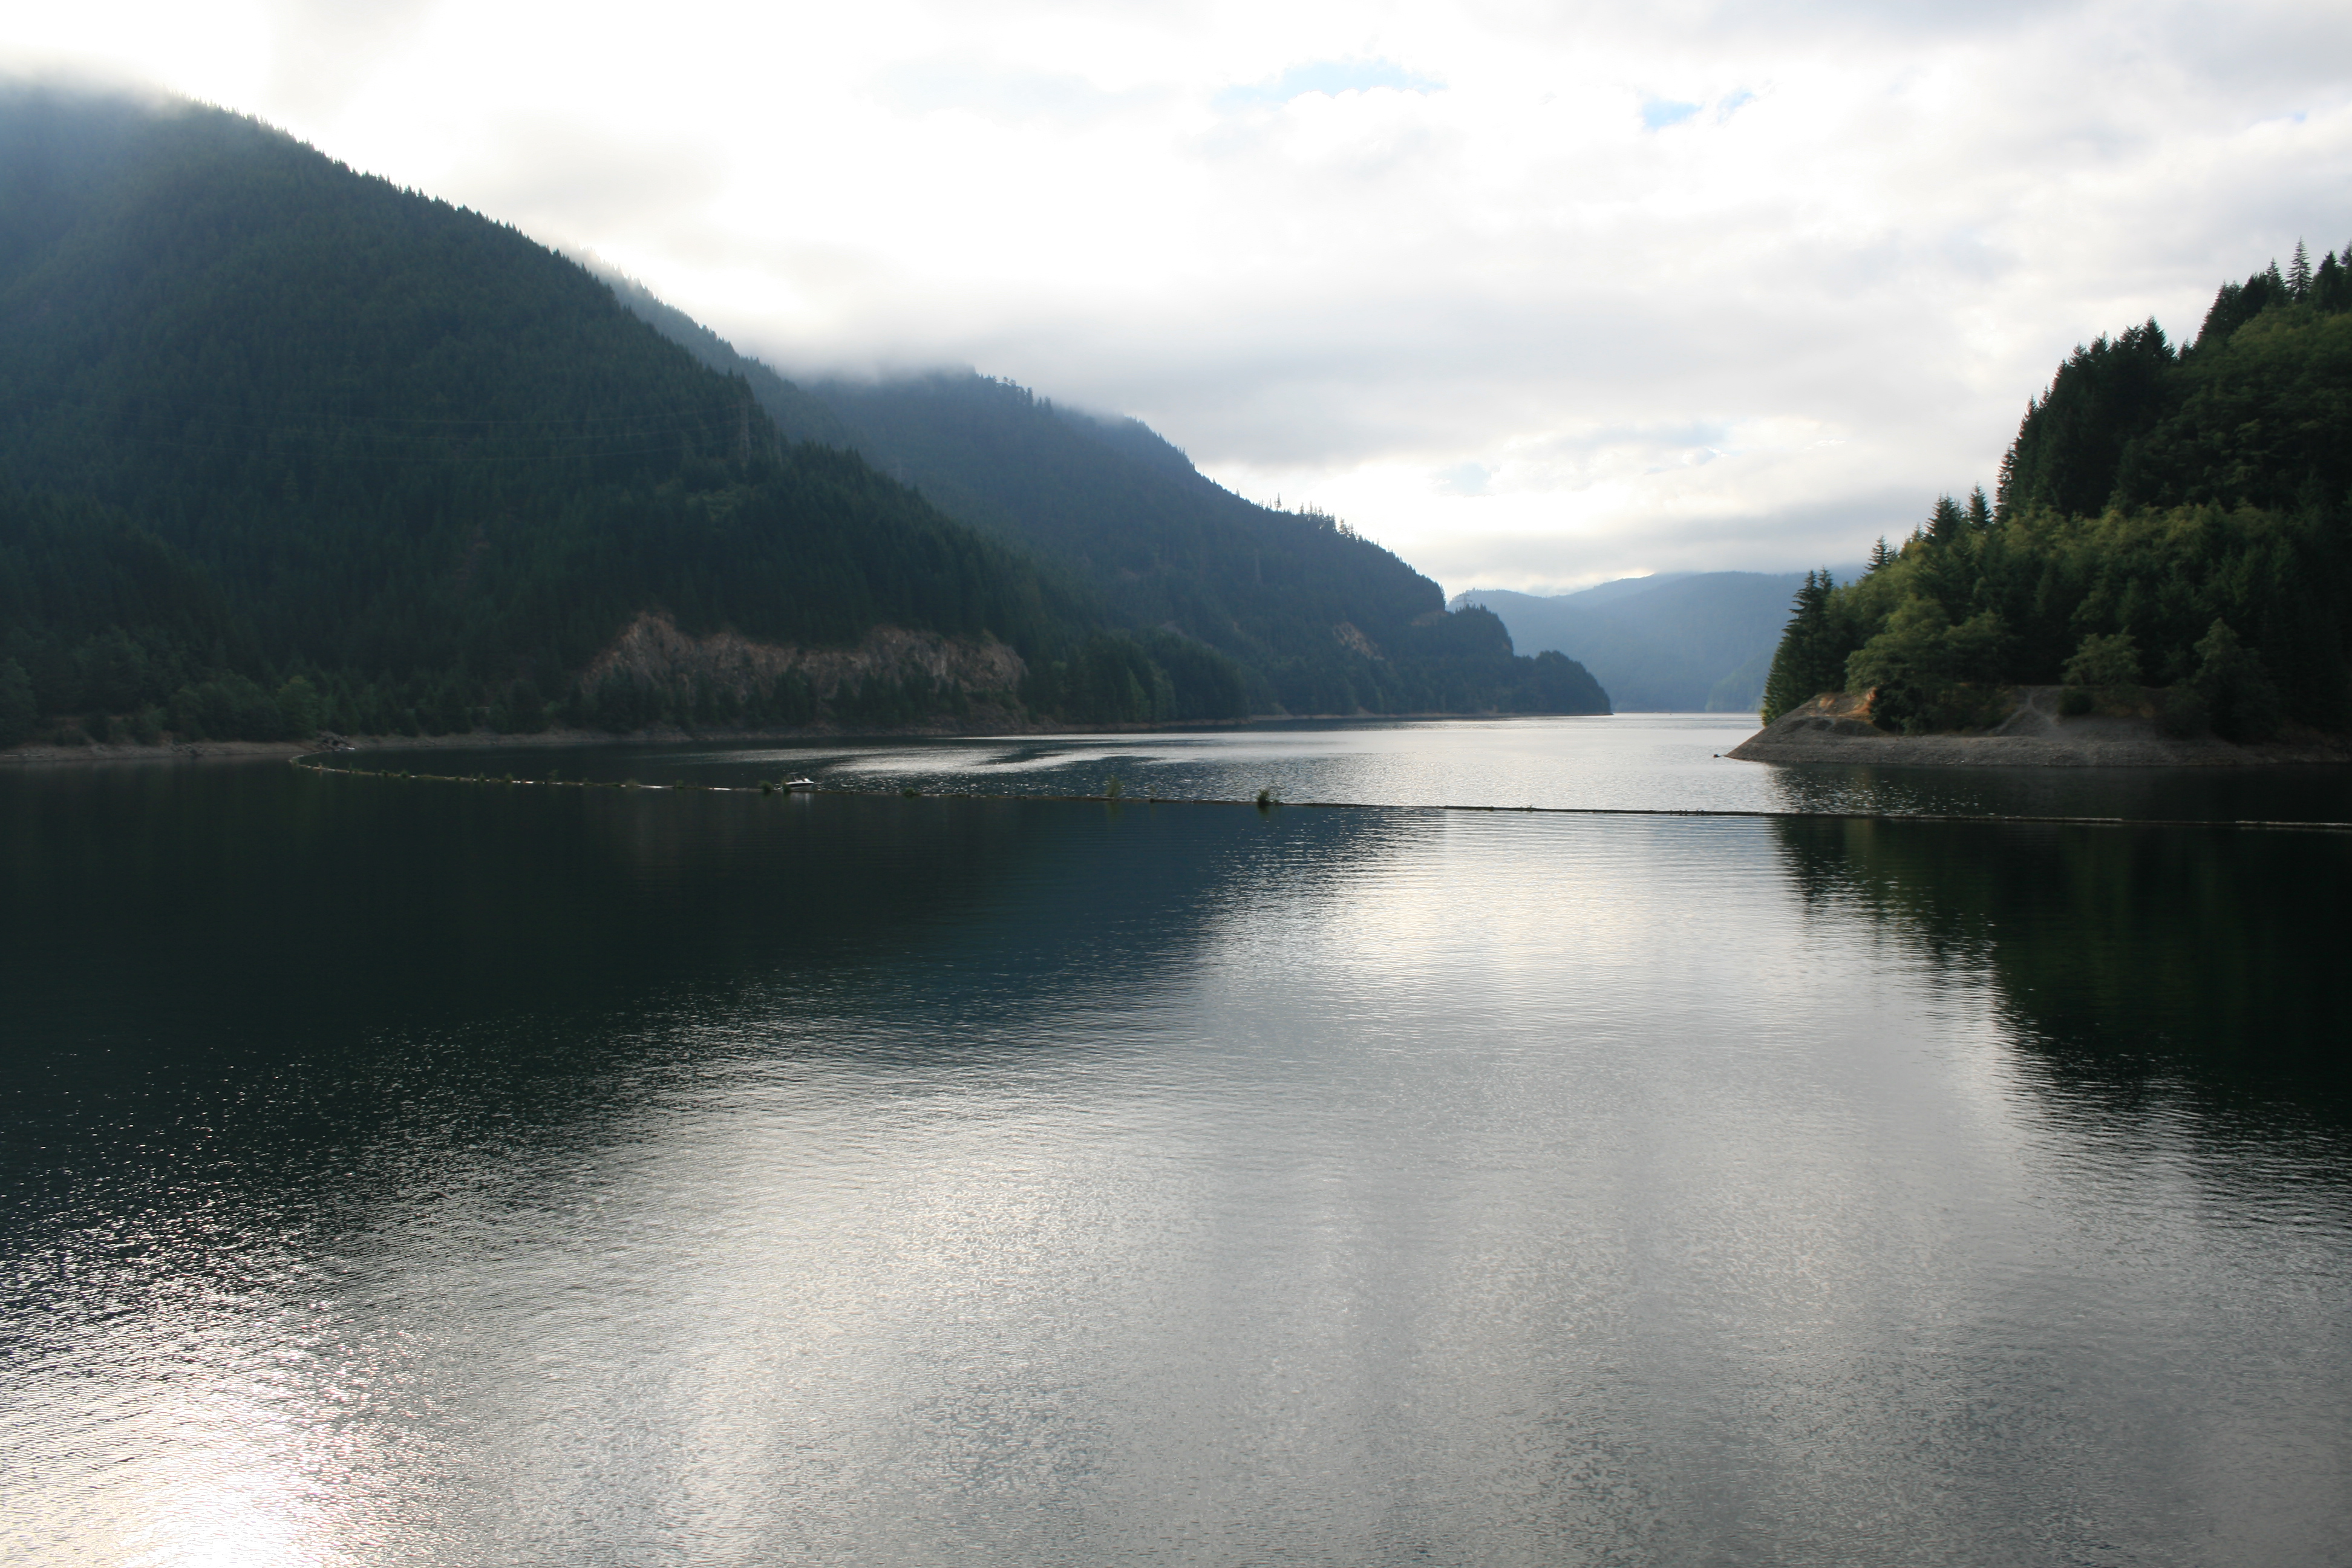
[
  {"left": 1456, "top": 572, "right": 1861, "bottom": 713},
  {"left": 0, "top": 83, "right": 1105, "bottom": 740},
  {"left": 601, "top": 272, "right": 1608, "bottom": 719},
  {"left": 0, "top": 83, "right": 1606, "bottom": 746}
]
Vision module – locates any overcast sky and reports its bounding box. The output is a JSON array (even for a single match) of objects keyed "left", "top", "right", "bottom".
[{"left": 10, "top": 2, "right": 2350, "bottom": 593}]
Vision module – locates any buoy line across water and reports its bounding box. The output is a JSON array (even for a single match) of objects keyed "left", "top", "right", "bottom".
[{"left": 289, "top": 756, "right": 2352, "bottom": 834}]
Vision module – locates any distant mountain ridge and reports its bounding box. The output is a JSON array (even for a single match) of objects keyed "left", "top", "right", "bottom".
[
  {"left": 1456, "top": 572, "right": 1862, "bottom": 713},
  {"left": 599, "top": 270, "right": 1609, "bottom": 719},
  {"left": 0, "top": 83, "right": 1608, "bottom": 747}
]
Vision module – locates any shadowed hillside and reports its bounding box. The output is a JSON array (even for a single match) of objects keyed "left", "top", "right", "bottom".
[
  {"left": 599, "top": 273, "right": 1609, "bottom": 720},
  {"left": 0, "top": 84, "right": 1082, "bottom": 743},
  {"left": 0, "top": 81, "right": 1609, "bottom": 749}
]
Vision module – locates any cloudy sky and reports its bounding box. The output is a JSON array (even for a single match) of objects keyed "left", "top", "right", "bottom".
[{"left": 9, "top": 2, "right": 2350, "bottom": 593}]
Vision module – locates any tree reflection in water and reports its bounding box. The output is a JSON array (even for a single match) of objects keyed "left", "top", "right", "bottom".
[{"left": 1769, "top": 814, "right": 2351, "bottom": 1134}]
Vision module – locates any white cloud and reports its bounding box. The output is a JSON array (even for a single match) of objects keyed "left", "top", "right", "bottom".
[{"left": 8, "top": 0, "right": 2350, "bottom": 593}]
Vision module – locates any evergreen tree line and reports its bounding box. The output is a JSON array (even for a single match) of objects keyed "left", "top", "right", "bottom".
[
  {"left": 1, "top": 86, "right": 1605, "bottom": 745},
  {"left": 0, "top": 87, "right": 1201, "bottom": 742},
  {"left": 1013, "top": 613, "right": 1606, "bottom": 725},
  {"left": 1762, "top": 241, "right": 2352, "bottom": 739},
  {"left": 625, "top": 309, "right": 1614, "bottom": 719},
  {"left": 809, "top": 367, "right": 1447, "bottom": 713}
]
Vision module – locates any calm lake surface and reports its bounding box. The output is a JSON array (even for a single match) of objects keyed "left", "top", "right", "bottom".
[
  {"left": 339, "top": 712, "right": 2352, "bottom": 821},
  {"left": 4, "top": 717, "right": 2348, "bottom": 1566}
]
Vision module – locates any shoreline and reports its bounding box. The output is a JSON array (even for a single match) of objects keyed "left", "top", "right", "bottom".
[
  {"left": 0, "top": 709, "right": 1613, "bottom": 768},
  {"left": 1728, "top": 687, "right": 2352, "bottom": 768}
]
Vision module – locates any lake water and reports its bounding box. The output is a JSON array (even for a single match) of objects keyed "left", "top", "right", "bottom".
[
  {"left": 4, "top": 717, "right": 2348, "bottom": 1566},
  {"left": 337, "top": 713, "right": 2352, "bottom": 822}
]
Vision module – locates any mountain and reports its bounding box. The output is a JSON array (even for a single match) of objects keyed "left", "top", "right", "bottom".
[
  {"left": 1760, "top": 244, "right": 2352, "bottom": 736},
  {"left": 0, "top": 81, "right": 1607, "bottom": 749},
  {"left": 1455, "top": 572, "right": 1860, "bottom": 713},
  {"left": 0, "top": 83, "right": 1093, "bottom": 743},
  {"left": 599, "top": 274, "right": 1608, "bottom": 719}
]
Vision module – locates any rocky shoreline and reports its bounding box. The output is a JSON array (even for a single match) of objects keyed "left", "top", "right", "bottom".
[{"left": 1730, "top": 687, "right": 2352, "bottom": 768}]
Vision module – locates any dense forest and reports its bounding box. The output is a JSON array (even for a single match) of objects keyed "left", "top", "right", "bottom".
[
  {"left": 0, "top": 85, "right": 1085, "bottom": 744},
  {"left": 0, "top": 85, "right": 1604, "bottom": 746},
  {"left": 1762, "top": 242, "right": 2352, "bottom": 739},
  {"left": 602, "top": 274, "right": 1607, "bottom": 720}
]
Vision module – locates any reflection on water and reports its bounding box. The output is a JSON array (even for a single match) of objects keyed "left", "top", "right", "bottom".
[
  {"left": 343, "top": 713, "right": 2352, "bottom": 822},
  {"left": 1771, "top": 815, "right": 2352, "bottom": 1085},
  {"left": 2, "top": 753, "right": 2347, "bottom": 1566}
]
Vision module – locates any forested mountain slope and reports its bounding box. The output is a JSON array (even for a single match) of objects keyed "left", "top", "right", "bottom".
[
  {"left": 1458, "top": 572, "right": 1858, "bottom": 713},
  {"left": 0, "top": 82, "right": 1607, "bottom": 746},
  {"left": 0, "top": 84, "right": 1079, "bottom": 742},
  {"left": 603, "top": 277, "right": 1607, "bottom": 719},
  {"left": 1761, "top": 243, "right": 2352, "bottom": 738}
]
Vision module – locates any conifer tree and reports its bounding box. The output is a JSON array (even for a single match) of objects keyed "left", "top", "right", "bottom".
[
  {"left": 1927, "top": 495, "right": 1968, "bottom": 543},
  {"left": 1758, "top": 241, "right": 2352, "bottom": 735},
  {"left": 1760, "top": 570, "right": 1850, "bottom": 724}
]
